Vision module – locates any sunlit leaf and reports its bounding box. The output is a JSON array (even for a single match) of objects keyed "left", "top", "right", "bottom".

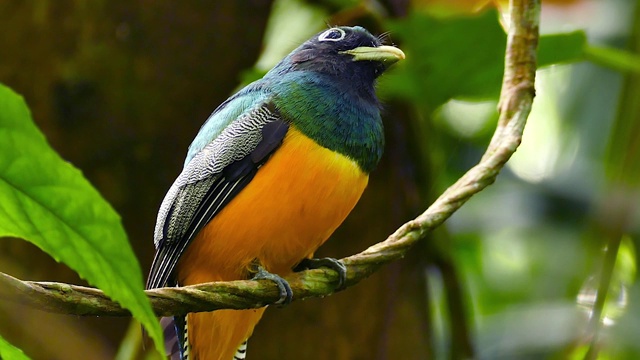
[
  {"left": 0, "top": 84, "right": 164, "bottom": 355},
  {"left": 615, "top": 236, "right": 637, "bottom": 287},
  {"left": 0, "top": 335, "right": 29, "bottom": 360}
]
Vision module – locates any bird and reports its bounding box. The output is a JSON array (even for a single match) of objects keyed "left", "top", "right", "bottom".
[{"left": 146, "top": 25, "right": 404, "bottom": 360}]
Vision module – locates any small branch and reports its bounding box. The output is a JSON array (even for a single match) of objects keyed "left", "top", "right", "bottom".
[
  {"left": 583, "top": 234, "right": 622, "bottom": 360},
  {"left": 0, "top": 0, "right": 540, "bottom": 317}
]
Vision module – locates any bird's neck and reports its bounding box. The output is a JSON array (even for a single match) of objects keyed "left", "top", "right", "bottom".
[{"left": 270, "top": 72, "right": 384, "bottom": 173}]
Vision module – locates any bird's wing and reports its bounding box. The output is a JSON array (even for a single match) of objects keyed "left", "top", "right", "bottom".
[{"left": 146, "top": 99, "right": 289, "bottom": 290}]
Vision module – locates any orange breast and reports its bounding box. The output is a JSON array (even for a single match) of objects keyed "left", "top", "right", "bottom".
[{"left": 177, "top": 125, "right": 368, "bottom": 360}]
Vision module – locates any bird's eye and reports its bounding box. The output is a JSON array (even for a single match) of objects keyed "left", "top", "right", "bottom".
[{"left": 318, "top": 28, "right": 346, "bottom": 42}]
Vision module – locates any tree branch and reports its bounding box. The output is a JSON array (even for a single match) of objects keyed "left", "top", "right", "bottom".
[{"left": 0, "top": 0, "right": 540, "bottom": 318}]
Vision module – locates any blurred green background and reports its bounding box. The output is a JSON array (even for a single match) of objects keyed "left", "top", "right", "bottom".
[{"left": 1, "top": 0, "right": 640, "bottom": 359}]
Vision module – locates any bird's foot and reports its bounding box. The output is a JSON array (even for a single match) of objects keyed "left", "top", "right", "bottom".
[
  {"left": 294, "top": 257, "right": 348, "bottom": 291},
  {"left": 250, "top": 265, "right": 293, "bottom": 305}
]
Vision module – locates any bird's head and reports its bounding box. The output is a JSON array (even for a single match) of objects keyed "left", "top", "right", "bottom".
[{"left": 268, "top": 26, "right": 405, "bottom": 85}]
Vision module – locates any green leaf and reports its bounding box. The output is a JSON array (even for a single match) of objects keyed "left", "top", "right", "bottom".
[
  {"left": 538, "top": 30, "right": 586, "bottom": 67},
  {"left": 385, "top": 9, "right": 507, "bottom": 108},
  {"left": 585, "top": 45, "right": 640, "bottom": 74},
  {"left": 0, "top": 84, "right": 164, "bottom": 354},
  {"left": 0, "top": 335, "right": 29, "bottom": 360},
  {"left": 383, "top": 10, "right": 587, "bottom": 109}
]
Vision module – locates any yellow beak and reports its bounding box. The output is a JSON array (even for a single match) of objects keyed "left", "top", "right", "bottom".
[{"left": 340, "top": 45, "right": 406, "bottom": 65}]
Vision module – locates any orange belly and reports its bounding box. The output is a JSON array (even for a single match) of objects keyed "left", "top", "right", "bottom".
[{"left": 177, "top": 126, "right": 368, "bottom": 360}]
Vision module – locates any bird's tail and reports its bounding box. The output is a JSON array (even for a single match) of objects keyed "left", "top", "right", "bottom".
[
  {"left": 185, "top": 308, "right": 266, "bottom": 360},
  {"left": 161, "top": 316, "right": 187, "bottom": 360},
  {"left": 233, "top": 340, "right": 248, "bottom": 360}
]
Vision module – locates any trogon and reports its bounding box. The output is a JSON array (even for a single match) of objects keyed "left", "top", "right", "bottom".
[{"left": 146, "top": 26, "right": 404, "bottom": 360}]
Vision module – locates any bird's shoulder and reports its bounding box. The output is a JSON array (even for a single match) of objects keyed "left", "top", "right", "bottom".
[{"left": 185, "top": 82, "right": 273, "bottom": 165}]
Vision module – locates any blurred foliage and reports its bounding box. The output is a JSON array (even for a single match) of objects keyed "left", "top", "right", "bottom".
[
  {"left": 383, "top": 10, "right": 586, "bottom": 107},
  {"left": 384, "top": 9, "right": 507, "bottom": 107},
  {"left": 1, "top": 0, "right": 640, "bottom": 359}
]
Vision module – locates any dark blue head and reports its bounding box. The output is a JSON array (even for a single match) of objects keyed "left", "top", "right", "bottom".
[{"left": 266, "top": 26, "right": 404, "bottom": 92}]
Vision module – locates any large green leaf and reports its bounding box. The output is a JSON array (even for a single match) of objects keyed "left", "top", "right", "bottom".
[
  {"left": 0, "top": 84, "right": 163, "bottom": 355},
  {"left": 383, "top": 9, "right": 586, "bottom": 109},
  {"left": 0, "top": 335, "right": 29, "bottom": 360}
]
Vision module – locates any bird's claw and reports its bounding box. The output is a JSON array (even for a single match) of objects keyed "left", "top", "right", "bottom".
[
  {"left": 294, "top": 257, "right": 348, "bottom": 290},
  {"left": 251, "top": 265, "right": 293, "bottom": 305}
]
